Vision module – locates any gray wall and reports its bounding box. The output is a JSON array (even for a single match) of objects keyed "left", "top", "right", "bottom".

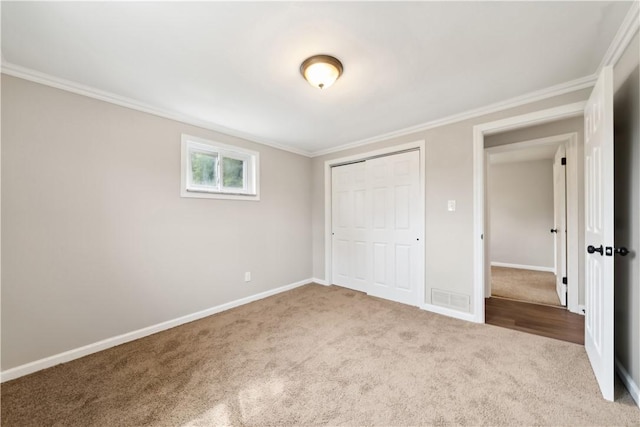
[
  {"left": 1, "top": 75, "right": 313, "bottom": 370},
  {"left": 488, "top": 159, "right": 554, "bottom": 269},
  {"left": 613, "top": 31, "right": 640, "bottom": 397},
  {"left": 311, "top": 88, "right": 592, "bottom": 314},
  {"left": 485, "top": 117, "right": 584, "bottom": 148}
]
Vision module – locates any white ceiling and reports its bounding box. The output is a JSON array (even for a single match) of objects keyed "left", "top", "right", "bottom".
[{"left": 1, "top": 2, "right": 633, "bottom": 155}]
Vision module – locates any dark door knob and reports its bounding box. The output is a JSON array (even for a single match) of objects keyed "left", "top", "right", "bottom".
[
  {"left": 587, "top": 245, "right": 604, "bottom": 255},
  {"left": 550, "top": 228, "right": 558, "bottom": 233},
  {"left": 615, "top": 247, "right": 630, "bottom": 256}
]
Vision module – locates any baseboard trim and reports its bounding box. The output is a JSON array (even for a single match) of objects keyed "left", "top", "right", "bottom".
[
  {"left": 616, "top": 358, "right": 640, "bottom": 407},
  {"left": 0, "top": 278, "right": 312, "bottom": 383},
  {"left": 421, "top": 303, "right": 477, "bottom": 323},
  {"left": 311, "top": 277, "right": 330, "bottom": 286},
  {"left": 491, "top": 262, "right": 555, "bottom": 273},
  {"left": 578, "top": 304, "right": 586, "bottom": 315}
]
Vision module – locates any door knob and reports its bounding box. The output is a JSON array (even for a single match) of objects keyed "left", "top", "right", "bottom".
[
  {"left": 615, "top": 247, "right": 630, "bottom": 256},
  {"left": 550, "top": 228, "right": 558, "bottom": 233},
  {"left": 587, "top": 245, "right": 604, "bottom": 255}
]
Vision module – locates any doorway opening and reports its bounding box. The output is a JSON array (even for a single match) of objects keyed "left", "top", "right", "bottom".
[
  {"left": 481, "top": 131, "right": 585, "bottom": 345},
  {"left": 472, "top": 102, "right": 587, "bottom": 324},
  {"left": 485, "top": 133, "right": 578, "bottom": 310}
]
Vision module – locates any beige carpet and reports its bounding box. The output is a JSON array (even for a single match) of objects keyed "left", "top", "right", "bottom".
[
  {"left": 491, "top": 266, "right": 562, "bottom": 306},
  {"left": 2, "top": 284, "right": 638, "bottom": 426}
]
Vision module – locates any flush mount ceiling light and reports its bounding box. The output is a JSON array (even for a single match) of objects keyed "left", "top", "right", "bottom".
[{"left": 300, "top": 55, "right": 343, "bottom": 90}]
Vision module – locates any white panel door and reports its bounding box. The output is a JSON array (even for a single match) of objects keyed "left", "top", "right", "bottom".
[
  {"left": 367, "top": 151, "right": 421, "bottom": 306},
  {"left": 553, "top": 145, "right": 567, "bottom": 306},
  {"left": 331, "top": 161, "right": 369, "bottom": 293},
  {"left": 584, "top": 66, "right": 614, "bottom": 401}
]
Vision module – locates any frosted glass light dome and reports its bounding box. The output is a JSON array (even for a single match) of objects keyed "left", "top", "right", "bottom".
[{"left": 300, "top": 55, "right": 343, "bottom": 90}]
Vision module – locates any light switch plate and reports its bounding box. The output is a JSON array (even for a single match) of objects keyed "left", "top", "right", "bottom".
[{"left": 447, "top": 200, "right": 456, "bottom": 212}]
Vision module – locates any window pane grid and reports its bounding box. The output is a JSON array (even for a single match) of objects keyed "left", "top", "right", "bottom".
[{"left": 182, "top": 135, "right": 258, "bottom": 199}]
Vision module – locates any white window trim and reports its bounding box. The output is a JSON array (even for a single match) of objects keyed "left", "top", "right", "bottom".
[{"left": 181, "top": 134, "right": 260, "bottom": 201}]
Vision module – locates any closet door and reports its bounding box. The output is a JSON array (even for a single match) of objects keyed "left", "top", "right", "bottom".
[
  {"left": 331, "top": 161, "right": 369, "bottom": 292},
  {"left": 367, "top": 151, "right": 421, "bottom": 306}
]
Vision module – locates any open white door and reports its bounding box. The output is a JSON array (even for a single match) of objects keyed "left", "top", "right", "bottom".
[
  {"left": 553, "top": 145, "right": 567, "bottom": 306},
  {"left": 584, "top": 66, "right": 614, "bottom": 401}
]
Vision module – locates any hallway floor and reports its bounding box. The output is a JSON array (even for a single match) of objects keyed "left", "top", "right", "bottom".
[{"left": 485, "top": 297, "right": 584, "bottom": 345}]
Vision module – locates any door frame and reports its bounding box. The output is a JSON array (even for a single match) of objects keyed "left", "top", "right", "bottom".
[
  {"left": 484, "top": 132, "right": 580, "bottom": 313},
  {"left": 324, "top": 140, "right": 426, "bottom": 306},
  {"left": 472, "top": 102, "right": 586, "bottom": 323}
]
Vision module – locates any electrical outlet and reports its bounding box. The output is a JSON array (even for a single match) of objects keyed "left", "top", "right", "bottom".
[
  {"left": 244, "top": 272, "right": 251, "bottom": 282},
  {"left": 447, "top": 200, "right": 456, "bottom": 212}
]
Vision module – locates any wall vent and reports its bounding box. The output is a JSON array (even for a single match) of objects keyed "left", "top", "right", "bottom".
[{"left": 431, "top": 289, "right": 471, "bottom": 312}]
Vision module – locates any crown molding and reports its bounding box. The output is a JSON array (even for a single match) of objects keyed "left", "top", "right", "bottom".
[
  {"left": 309, "top": 74, "right": 596, "bottom": 158},
  {"left": 6, "top": 19, "right": 631, "bottom": 162},
  {"left": 597, "top": 0, "right": 639, "bottom": 72},
  {"left": 311, "top": 2, "right": 639, "bottom": 158},
  {"left": 0, "top": 60, "right": 597, "bottom": 161},
  {"left": 1, "top": 61, "right": 313, "bottom": 158},
  {"left": 3, "top": 3, "right": 636, "bottom": 160}
]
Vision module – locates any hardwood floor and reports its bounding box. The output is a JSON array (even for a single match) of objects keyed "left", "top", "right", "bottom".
[{"left": 485, "top": 297, "right": 585, "bottom": 345}]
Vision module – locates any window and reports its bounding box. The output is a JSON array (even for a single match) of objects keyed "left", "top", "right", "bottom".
[{"left": 181, "top": 134, "right": 259, "bottom": 200}]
